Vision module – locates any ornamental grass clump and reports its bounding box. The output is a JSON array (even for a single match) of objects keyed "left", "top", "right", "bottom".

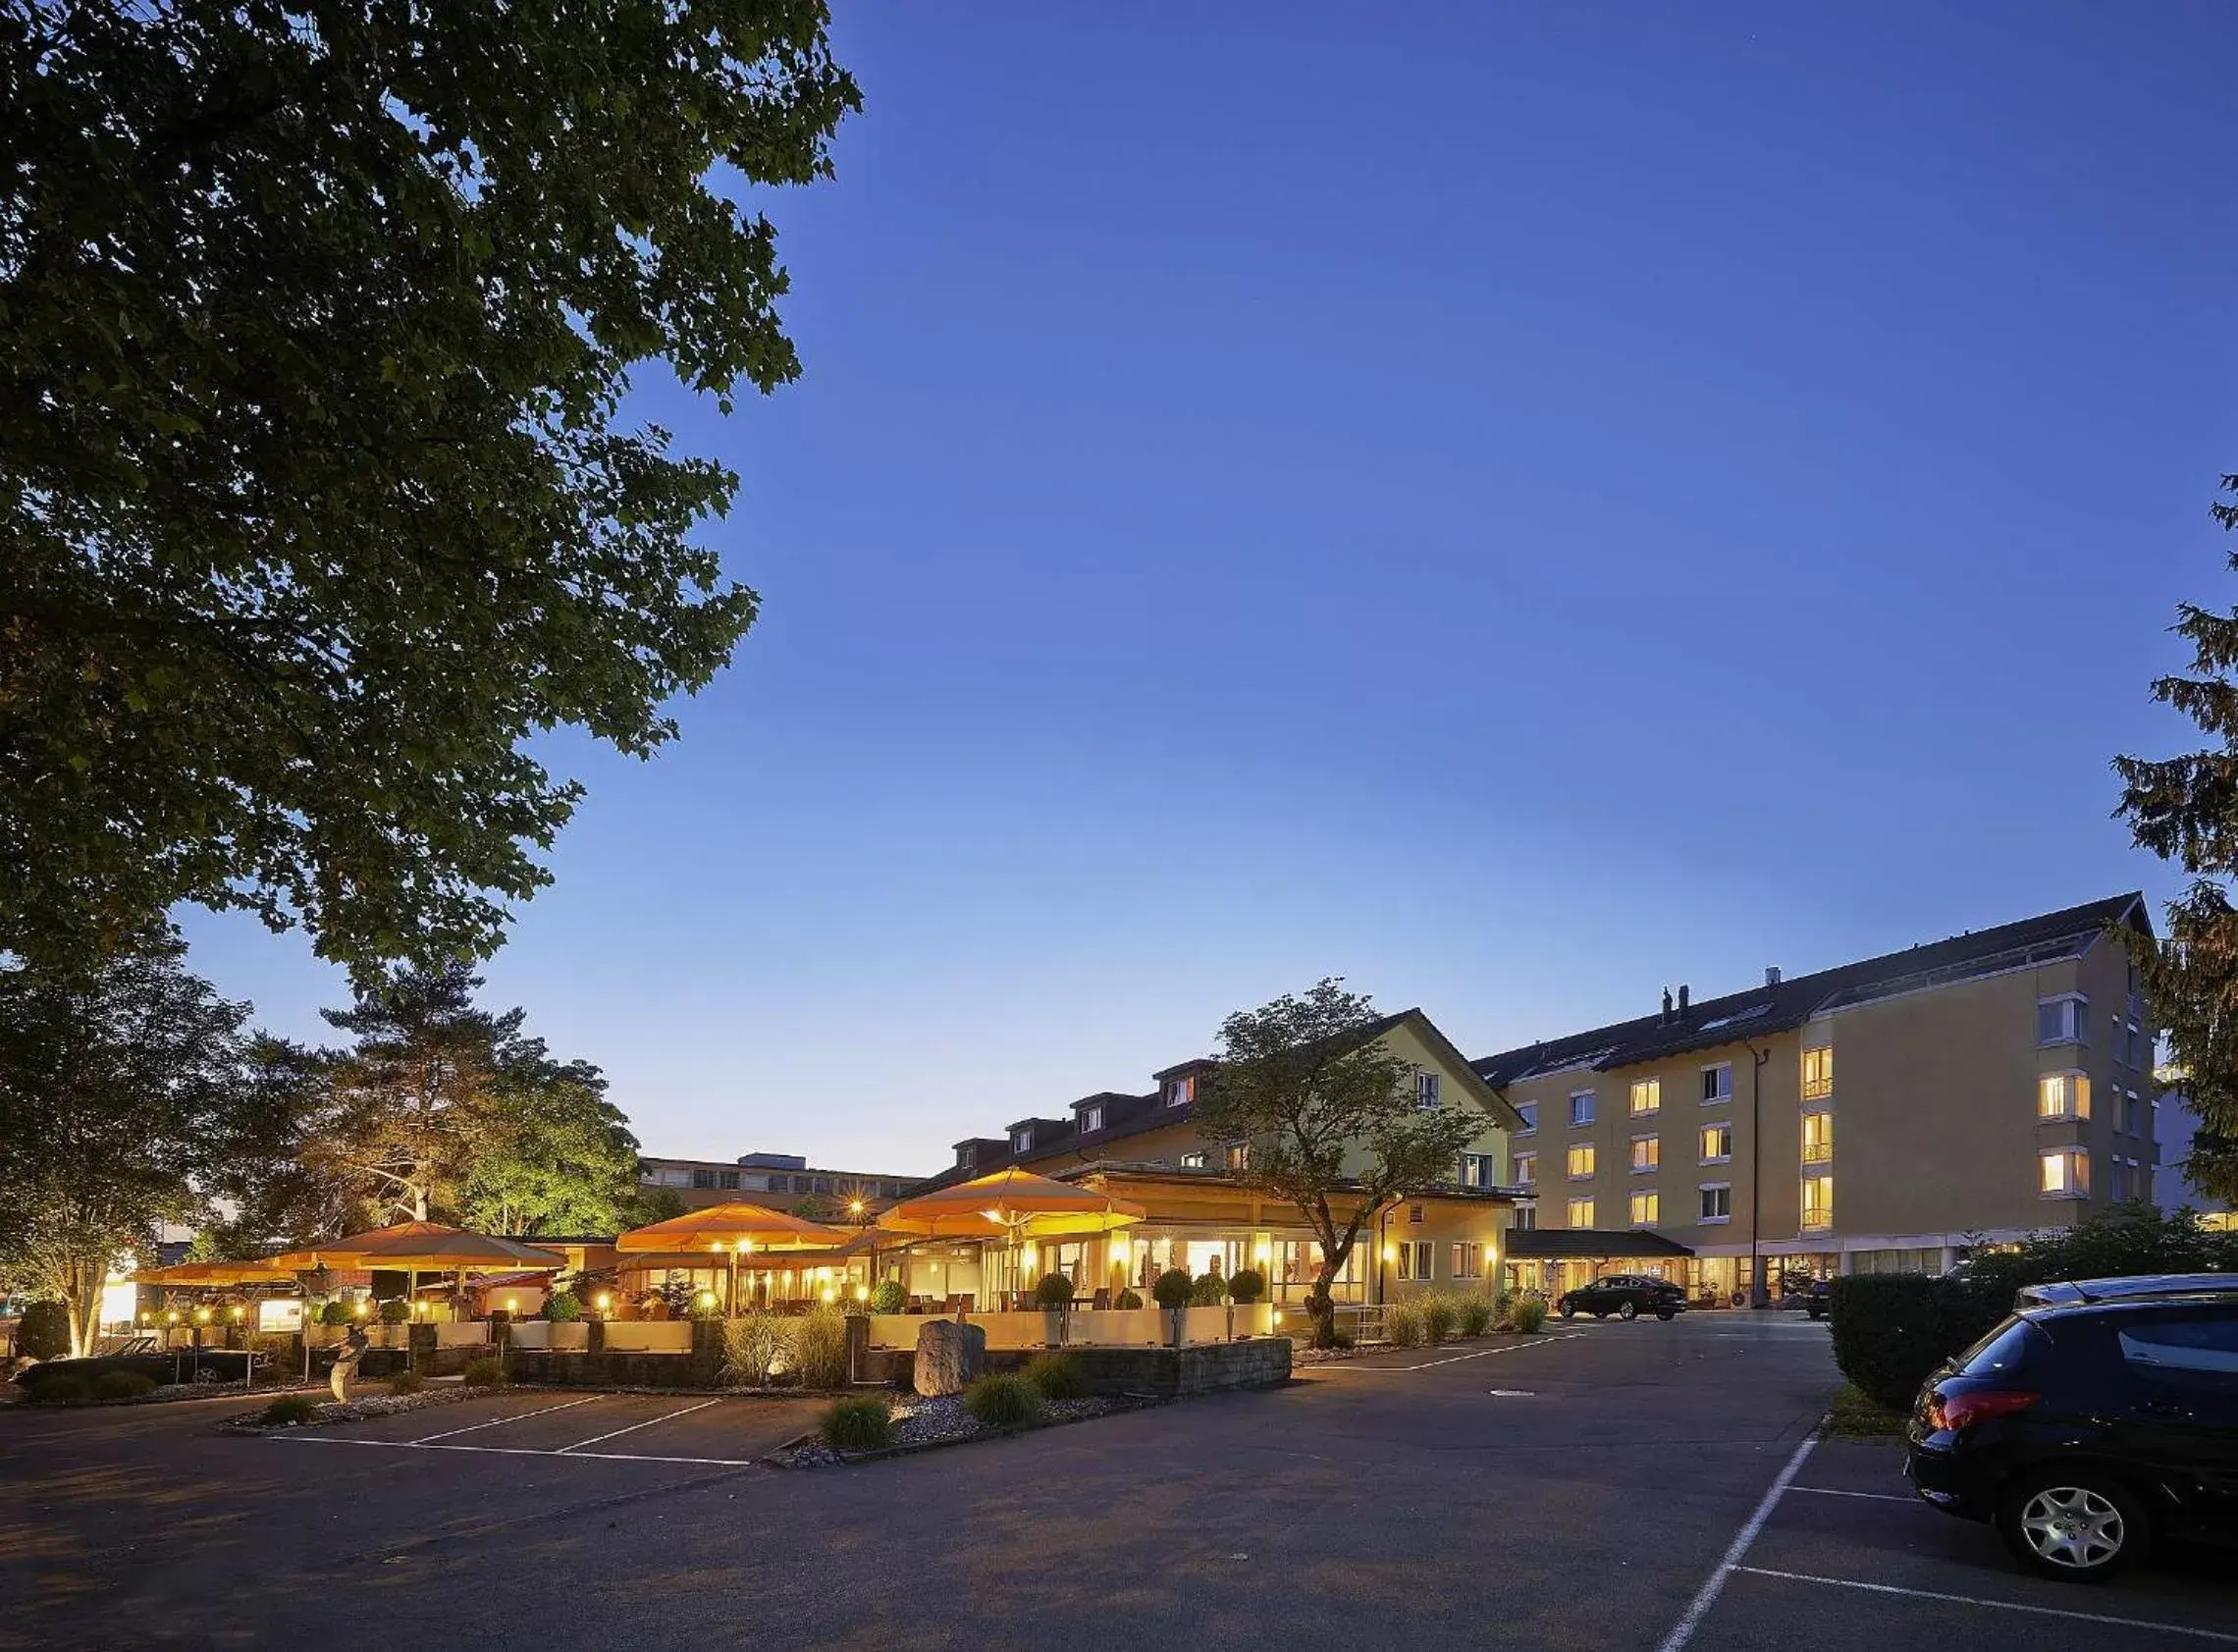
[
  {"left": 1457, "top": 1295, "right": 1494, "bottom": 1338},
  {"left": 27, "top": 1372, "right": 90, "bottom": 1405},
  {"left": 93, "top": 1371, "right": 158, "bottom": 1401},
  {"left": 1386, "top": 1301, "right": 1425, "bottom": 1348},
  {"left": 461, "top": 1357, "right": 506, "bottom": 1389},
  {"left": 821, "top": 1395, "right": 893, "bottom": 1451},
  {"left": 1420, "top": 1295, "right": 1457, "bottom": 1343},
  {"left": 791, "top": 1305, "right": 850, "bottom": 1390},
  {"left": 260, "top": 1394, "right": 316, "bottom": 1426},
  {"left": 388, "top": 1370, "right": 425, "bottom": 1396},
  {"left": 1022, "top": 1352, "right": 1087, "bottom": 1401},
  {"left": 1511, "top": 1295, "right": 1547, "bottom": 1334},
  {"left": 722, "top": 1310, "right": 793, "bottom": 1387},
  {"left": 963, "top": 1372, "right": 1045, "bottom": 1428}
]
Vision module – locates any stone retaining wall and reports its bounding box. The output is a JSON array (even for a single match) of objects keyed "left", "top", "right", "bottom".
[{"left": 861, "top": 1338, "right": 1292, "bottom": 1398}]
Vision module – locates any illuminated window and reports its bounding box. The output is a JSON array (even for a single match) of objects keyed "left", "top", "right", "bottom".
[
  {"left": 2037, "top": 995, "right": 2088, "bottom": 1047},
  {"left": 1515, "top": 1150, "right": 1537, "bottom": 1186},
  {"left": 1225, "top": 1143, "right": 1249, "bottom": 1171},
  {"left": 1396, "top": 1240, "right": 1434, "bottom": 1280},
  {"left": 1801, "top": 1111, "right": 1833, "bottom": 1165},
  {"left": 1701, "top": 1064, "right": 1732, "bottom": 1104},
  {"left": 1570, "top": 1091, "right": 1596, "bottom": 1127},
  {"left": 2038, "top": 1072, "right": 2089, "bottom": 1121},
  {"left": 1700, "top": 1123, "right": 1732, "bottom": 1163},
  {"left": 2040, "top": 1147, "right": 2089, "bottom": 1198},
  {"left": 1801, "top": 1046, "right": 1834, "bottom": 1101},
  {"left": 1801, "top": 1174, "right": 1833, "bottom": 1231},
  {"left": 1699, "top": 1184, "right": 1732, "bottom": 1223},
  {"left": 1450, "top": 1242, "right": 1484, "bottom": 1280},
  {"left": 1567, "top": 1144, "right": 1596, "bottom": 1180},
  {"left": 1513, "top": 1202, "right": 1537, "bottom": 1230},
  {"left": 1630, "top": 1135, "right": 1660, "bottom": 1173},
  {"left": 1566, "top": 1197, "right": 1596, "bottom": 1228},
  {"left": 1167, "top": 1074, "right": 1197, "bottom": 1107},
  {"left": 1629, "top": 1191, "right": 1660, "bottom": 1226},
  {"left": 1629, "top": 1079, "right": 1661, "bottom": 1115},
  {"left": 1180, "top": 1150, "right": 1207, "bottom": 1169}
]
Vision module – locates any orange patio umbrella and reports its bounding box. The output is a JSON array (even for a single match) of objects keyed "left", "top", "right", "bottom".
[
  {"left": 136, "top": 1261, "right": 300, "bottom": 1288},
  {"left": 615, "top": 1202, "right": 855, "bottom": 1313},
  {"left": 878, "top": 1167, "right": 1146, "bottom": 1241},
  {"left": 265, "top": 1221, "right": 565, "bottom": 1272}
]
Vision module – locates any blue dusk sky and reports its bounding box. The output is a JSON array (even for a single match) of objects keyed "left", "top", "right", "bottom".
[{"left": 184, "top": 2, "right": 2238, "bottom": 1176}]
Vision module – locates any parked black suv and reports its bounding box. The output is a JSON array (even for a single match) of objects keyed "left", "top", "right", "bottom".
[
  {"left": 1904, "top": 1277, "right": 2238, "bottom": 1581},
  {"left": 1556, "top": 1274, "right": 1685, "bottom": 1322}
]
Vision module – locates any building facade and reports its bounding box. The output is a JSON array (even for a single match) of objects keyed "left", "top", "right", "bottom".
[
  {"left": 1474, "top": 893, "right": 2158, "bottom": 1299},
  {"left": 635, "top": 1150, "right": 924, "bottom": 1214}
]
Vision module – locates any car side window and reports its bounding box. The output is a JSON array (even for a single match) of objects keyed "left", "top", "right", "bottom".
[{"left": 2115, "top": 1307, "right": 2238, "bottom": 1409}]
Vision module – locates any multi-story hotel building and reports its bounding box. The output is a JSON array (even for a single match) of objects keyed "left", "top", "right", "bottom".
[
  {"left": 1472, "top": 892, "right": 2158, "bottom": 1301},
  {"left": 635, "top": 1151, "right": 924, "bottom": 1214}
]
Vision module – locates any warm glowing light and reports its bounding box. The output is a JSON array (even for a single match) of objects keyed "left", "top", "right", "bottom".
[
  {"left": 848, "top": 1199, "right": 865, "bottom": 1216},
  {"left": 352, "top": 1300, "right": 368, "bottom": 1317},
  {"left": 596, "top": 1293, "right": 613, "bottom": 1311},
  {"left": 821, "top": 1287, "right": 836, "bottom": 1304},
  {"left": 696, "top": 1289, "right": 718, "bottom": 1309},
  {"left": 1253, "top": 1244, "right": 1272, "bottom": 1262},
  {"left": 1111, "top": 1237, "right": 1132, "bottom": 1261},
  {"left": 1381, "top": 1245, "right": 1397, "bottom": 1261},
  {"left": 505, "top": 1296, "right": 519, "bottom": 1313},
  {"left": 166, "top": 1310, "right": 181, "bottom": 1325},
  {"left": 230, "top": 1305, "right": 243, "bottom": 1321},
  {"left": 981, "top": 1208, "right": 1004, "bottom": 1225},
  {"left": 816, "top": 1266, "right": 831, "bottom": 1281},
  {"left": 854, "top": 1284, "right": 869, "bottom": 1302},
  {"left": 738, "top": 1238, "right": 756, "bottom": 1254},
  {"left": 139, "top": 1311, "right": 152, "bottom": 1325},
  {"left": 711, "top": 1240, "right": 726, "bottom": 1253}
]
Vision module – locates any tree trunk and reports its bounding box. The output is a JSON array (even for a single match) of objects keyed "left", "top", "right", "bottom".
[
  {"left": 68, "top": 1277, "right": 101, "bottom": 1360},
  {"left": 1305, "top": 1282, "right": 1338, "bottom": 1349}
]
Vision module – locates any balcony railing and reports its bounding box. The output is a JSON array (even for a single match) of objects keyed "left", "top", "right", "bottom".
[
  {"left": 1801, "top": 1143, "right": 1832, "bottom": 1165},
  {"left": 1801, "top": 1207, "right": 1833, "bottom": 1231}
]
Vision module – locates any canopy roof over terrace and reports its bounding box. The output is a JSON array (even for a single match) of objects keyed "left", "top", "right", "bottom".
[
  {"left": 266, "top": 1221, "right": 565, "bottom": 1272},
  {"left": 136, "top": 1260, "right": 301, "bottom": 1288},
  {"left": 879, "top": 1167, "right": 1146, "bottom": 1241}
]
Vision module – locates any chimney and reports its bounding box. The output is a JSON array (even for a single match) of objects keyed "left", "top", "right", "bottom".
[
  {"left": 1677, "top": 984, "right": 1690, "bottom": 1019},
  {"left": 1765, "top": 966, "right": 1783, "bottom": 987},
  {"left": 1660, "top": 987, "right": 1674, "bottom": 1025}
]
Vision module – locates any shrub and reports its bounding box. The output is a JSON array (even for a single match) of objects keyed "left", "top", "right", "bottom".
[
  {"left": 962, "top": 1371, "right": 1045, "bottom": 1428},
  {"left": 1227, "top": 1268, "right": 1265, "bottom": 1305},
  {"left": 1034, "top": 1272, "right": 1075, "bottom": 1309},
  {"left": 15, "top": 1301, "right": 71, "bottom": 1361},
  {"left": 1190, "top": 1272, "right": 1227, "bottom": 1306},
  {"left": 821, "top": 1395, "right": 893, "bottom": 1451},
  {"left": 1827, "top": 1273, "right": 2005, "bottom": 1412},
  {"left": 1421, "top": 1295, "right": 1457, "bottom": 1343},
  {"left": 1457, "top": 1295, "right": 1494, "bottom": 1337},
  {"left": 376, "top": 1299, "right": 410, "bottom": 1325},
  {"left": 543, "top": 1292, "right": 582, "bottom": 1322},
  {"left": 319, "top": 1301, "right": 352, "bottom": 1328},
  {"left": 1023, "top": 1351, "right": 1087, "bottom": 1400},
  {"left": 1114, "top": 1288, "right": 1143, "bottom": 1309},
  {"left": 1511, "top": 1296, "right": 1547, "bottom": 1334},
  {"left": 93, "top": 1371, "right": 158, "bottom": 1401},
  {"left": 722, "top": 1311, "right": 794, "bottom": 1387},
  {"left": 461, "top": 1356, "right": 506, "bottom": 1389},
  {"left": 870, "top": 1279, "right": 908, "bottom": 1314},
  {"left": 27, "top": 1371, "right": 91, "bottom": 1405},
  {"left": 260, "top": 1394, "right": 317, "bottom": 1425},
  {"left": 791, "top": 1305, "right": 850, "bottom": 1390},
  {"left": 1151, "top": 1268, "right": 1195, "bottom": 1310},
  {"left": 387, "top": 1370, "right": 425, "bottom": 1396},
  {"left": 1386, "top": 1301, "right": 1425, "bottom": 1348}
]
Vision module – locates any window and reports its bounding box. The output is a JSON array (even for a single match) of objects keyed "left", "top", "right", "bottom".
[
  {"left": 958, "top": 1145, "right": 977, "bottom": 1171},
  {"left": 2116, "top": 1311, "right": 2238, "bottom": 1402},
  {"left": 790, "top": 1175, "right": 812, "bottom": 1194},
  {"left": 1801, "top": 1046, "right": 1834, "bottom": 1101},
  {"left": 2110, "top": 1159, "right": 2131, "bottom": 1201},
  {"left": 813, "top": 1176, "right": 831, "bottom": 1194},
  {"left": 2040, "top": 1147, "right": 2089, "bottom": 1197},
  {"left": 1630, "top": 1135, "right": 1660, "bottom": 1173},
  {"left": 1180, "top": 1150, "right": 1208, "bottom": 1169},
  {"left": 1516, "top": 1101, "right": 1538, "bottom": 1135},
  {"left": 1567, "top": 1144, "right": 1596, "bottom": 1180},
  {"left": 1566, "top": 1197, "right": 1596, "bottom": 1228},
  {"left": 1699, "top": 1184, "right": 1732, "bottom": 1223},
  {"left": 1396, "top": 1240, "right": 1434, "bottom": 1281},
  {"left": 1801, "top": 1111, "right": 1833, "bottom": 1165},
  {"left": 1700, "top": 1123, "right": 1732, "bottom": 1163},
  {"left": 718, "top": 1170, "right": 740, "bottom": 1191},
  {"left": 1701, "top": 1063, "right": 1732, "bottom": 1104},
  {"left": 1013, "top": 1127, "right": 1034, "bottom": 1152},
  {"left": 2037, "top": 1071, "right": 2088, "bottom": 1121},
  {"left": 1225, "top": 1143, "right": 1250, "bottom": 1171},
  {"left": 1629, "top": 1191, "right": 1660, "bottom": 1226},
  {"left": 1082, "top": 1104, "right": 1104, "bottom": 1134},
  {"left": 1409, "top": 1201, "right": 1425, "bottom": 1225},
  {"left": 2037, "top": 995, "right": 2088, "bottom": 1047},
  {"left": 1801, "top": 1174, "right": 1833, "bottom": 1231},
  {"left": 1570, "top": 1091, "right": 1596, "bottom": 1127},
  {"left": 1460, "top": 1152, "right": 1486, "bottom": 1189},
  {"left": 692, "top": 1168, "right": 716, "bottom": 1190},
  {"left": 1450, "top": 1242, "right": 1484, "bottom": 1280},
  {"left": 1629, "top": 1078, "right": 1661, "bottom": 1115},
  {"left": 2122, "top": 1090, "right": 2144, "bottom": 1136},
  {"left": 1415, "top": 1072, "right": 1443, "bottom": 1110},
  {"left": 1513, "top": 1203, "right": 1538, "bottom": 1230},
  {"left": 1167, "top": 1074, "right": 1197, "bottom": 1107},
  {"left": 1514, "top": 1151, "right": 1537, "bottom": 1187}
]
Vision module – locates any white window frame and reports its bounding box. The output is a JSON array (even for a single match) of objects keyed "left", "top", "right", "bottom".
[
  {"left": 1800, "top": 1109, "right": 1833, "bottom": 1165},
  {"left": 1567, "top": 1144, "right": 1597, "bottom": 1181},
  {"left": 1415, "top": 1072, "right": 1443, "bottom": 1110},
  {"left": 1167, "top": 1074, "right": 1196, "bottom": 1108},
  {"left": 1514, "top": 1150, "right": 1537, "bottom": 1187},
  {"left": 1396, "top": 1239, "right": 1434, "bottom": 1281},
  {"left": 1081, "top": 1104, "right": 1103, "bottom": 1133},
  {"left": 1566, "top": 1196, "right": 1596, "bottom": 1229},
  {"left": 1700, "top": 1123, "right": 1732, "bottom": 1164},
  {"left": 1629, "top": 1078, "right": 1661, "bottom": 1116},
  {"left": 1801, "top": 1045, "right": 1834, "bottom": 1102},
  {"left": 1180, "top": 1150, "right": 1207, "bottom": 1169},
  {"left": 1701, "top": 1062, "right": 1732, "bottom": 1105},
  {"left": 1698, "top": 1183, "right": 1732, "bottom": 1224},
  {"left": 1515, "top": 1101, "right": 1538, "bottom": 1136},
  {"left": 1513, "top": 1202, "right": 1538, "bottom": 1231},
  {"left": 1800, "top": 1173, "right": 1833, "bottom": 1232},
  {"left": 2037, "top": 993, "right": 2089, "bottom": 1048},
  {"left": 1629, "top": 1190, "right": 1660, "bottom": 1226},
  {"left": 2037, "top": 1070, "right": 2088, "bottom": 1122},
  {"left": 1569, "top": 1091, "right": 1596, "bottom": 1128},
  {"left": 1629, "top": 1134, "right": 1660, "bottom": 1174},
  {"left": 1013, "top": 1128, "right": 1034, "bottom": 1152},
  {"left": 1450, "top": 1242, "right": 1483, "bottom": 1280},
  {"left": 2039, "top": 1146, "right": 2089, "bottom": 1199}
]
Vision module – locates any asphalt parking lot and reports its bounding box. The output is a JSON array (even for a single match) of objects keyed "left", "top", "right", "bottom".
[{"left": 2, "top": 1312, "right": 2230, "bottom": 1649}]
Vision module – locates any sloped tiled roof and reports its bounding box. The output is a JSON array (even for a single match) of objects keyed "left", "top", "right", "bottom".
[{"left": 1473, "top": 892, "right": 2148, "bottom": 1088}]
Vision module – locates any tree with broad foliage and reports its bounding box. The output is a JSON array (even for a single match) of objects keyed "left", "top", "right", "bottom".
[
  {"left": 0, "top": 0, "right": 860, "bottom": 984},
  {"left": 2116, "top": 473, "right": 2238, "bottom": 1203},
  {"left": 0, "top": 930, "right": 267, "bottom": 1357},
  {"left": 454, "top": 1048, "right": 641, "bottom": 1237},
  {"left": 1192, "top": 980, "right": 1485, "bottom": 1349}
]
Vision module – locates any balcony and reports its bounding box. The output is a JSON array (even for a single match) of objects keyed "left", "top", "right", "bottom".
[
  {"left": 1801, "top": 1207, "right": 1833, "bottom": 1232},
  {"left": 1801, "top": 1142, "right": 1832, "bottom": 1166}
]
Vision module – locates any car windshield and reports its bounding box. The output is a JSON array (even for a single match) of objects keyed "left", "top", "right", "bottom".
[{"left": 1957, "top": 1316, "right": 2038, "bottom": 1377}]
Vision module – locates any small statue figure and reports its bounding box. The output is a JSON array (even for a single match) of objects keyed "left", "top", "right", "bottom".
[{"left": 329, "top": 1324, "right": 370, "bottom": 1404}]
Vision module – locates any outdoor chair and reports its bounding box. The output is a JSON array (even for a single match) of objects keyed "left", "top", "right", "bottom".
[{"left": 1090, "top": 1289, "right": 1111, "bottom": 1309}]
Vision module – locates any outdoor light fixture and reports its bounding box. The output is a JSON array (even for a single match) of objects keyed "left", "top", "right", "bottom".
[
  {"left": 596, "top": 1293, "right": 613, "bottom": 1312},
  {"left": 505, "top": 1296, "right": 518, "bottom": 1313},
  {"left": 230, "top": 1306, "right": 243, "bottom": 1321},
  {"left": 848, "top": 1199, "right": 865, "bottom": 1216},
  {"left": 854, "top": 1284, "right": 869, "bottom": 1302},
  {"left": 139, "top": 1311, "right": 152, "bottom": 1326},
  {"left": 352, "top": 1300, "right": 367, "bottom": 1317},
  {"left": 821, "top": 1287, "right": 835, "bottom": 1304},
  {"left": 1382, "top": 1245, "right": 1397, "bottom": 1261},
  {"left": 166, "top": 1310, "right": 180, "bottom": 1325},
  {"left": 696, "top": 1289, "right": 717, "bottom": 1310}
]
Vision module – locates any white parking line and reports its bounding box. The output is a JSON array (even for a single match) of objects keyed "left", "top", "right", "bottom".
[
  {"left": 1786, "top": 1485, "right": 1924, "bottom": 1506},
  {"left": 1322, "top": 1333, "right": 1586, "bottom": 1373},
  {"left": 267, "top": 1433, "right": 765, "bottom": 1468},
  {"left": 553, "top": 1398, "right": 721, "bottom": 1454},
  {"left": 1730, "top": 1567, "right": 2238, "bottom": 1644},
  {"left": 410, "top": 1394, "right": 607, "bottom": 1444},
  {"left": 1653, "top": 1429, "right": 1820, "bottom": 1652}
]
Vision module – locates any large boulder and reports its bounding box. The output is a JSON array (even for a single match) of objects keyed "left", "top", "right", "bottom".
[{"left": 913, "top": 1319, "right": 986, "bottom": 1397}]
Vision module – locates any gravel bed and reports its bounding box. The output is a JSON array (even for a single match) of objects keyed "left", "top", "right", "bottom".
[
  {"left": 220, "top": 1384, "right": 483, "bottom": 1433},
  {"left": 774, "top": 1391, "right": 1126, "bottom": 1467}
]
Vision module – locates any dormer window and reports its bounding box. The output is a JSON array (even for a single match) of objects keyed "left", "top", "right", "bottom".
[
  {"left": 1012, "top": 1127, "right": 1034, "bottom": 1153},
  {"left": 1082, "top": 1104, "right": 1104, "bottom": 1134},
  {"left": 1415, "top": 1073, "right": 1442, "bottom": 1110},
  {"left": 1167, "top": 1074, "right": 1197, "bottom": 1108},
  {"left": 958, "top": 1145, "right": 976, "bottom": 1170}
]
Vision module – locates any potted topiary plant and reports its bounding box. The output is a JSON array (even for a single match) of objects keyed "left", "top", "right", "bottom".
[
  {"left": 1227, "top": 1267, "right": 1266, "bottom": 1339},
  {"left": 870, "top": 1278, "right": 908, "bottom": 1315},
  {"left": 318, "top": 1301, "right": 351, "bottom": 1329},
  {"left": 1035, "top": 1271, "right": 1074, "bottom": 1347},
  {"left": 1152, "top": 1267, "right": 1195, "bottom": 1346}
]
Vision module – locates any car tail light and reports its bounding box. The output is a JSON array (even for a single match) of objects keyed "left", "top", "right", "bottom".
[{"left": 1928, "top": 1388, "right": 2037, "bottom": 1432}]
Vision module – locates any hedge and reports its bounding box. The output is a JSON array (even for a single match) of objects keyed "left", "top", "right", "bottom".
[{"left": 1827, "top": 1274, "right": 2006, "bottom": 1412}]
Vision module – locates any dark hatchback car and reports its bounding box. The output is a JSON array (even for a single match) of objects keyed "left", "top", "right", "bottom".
[
  {"left": 10, "top": 1335, "right": 260, "bottom": 1392},
  {"left": 1557, "top": 1274, "right": 1685, "bottom": 1321},
  {"left": 1905, "top": 1278, "right": 2238, "bottom": 1582}
]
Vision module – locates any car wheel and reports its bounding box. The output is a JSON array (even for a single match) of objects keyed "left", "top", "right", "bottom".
[
  {"left": 1619, "top": 1301, "right": 1638, "bottom": 1321},
  {"left": 1559, "top": 1301, "right": 1575, "bottom": 1318},
  {"left": 1997, "top": 1467, "right": 2148, "bottom": 1583},
  {"left": 1592, "top": 1309, "right": 1607, "bottom": 1319},
  {"left": 1656, "top": 1306, "right": 1675, "bottom": 1322}
]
